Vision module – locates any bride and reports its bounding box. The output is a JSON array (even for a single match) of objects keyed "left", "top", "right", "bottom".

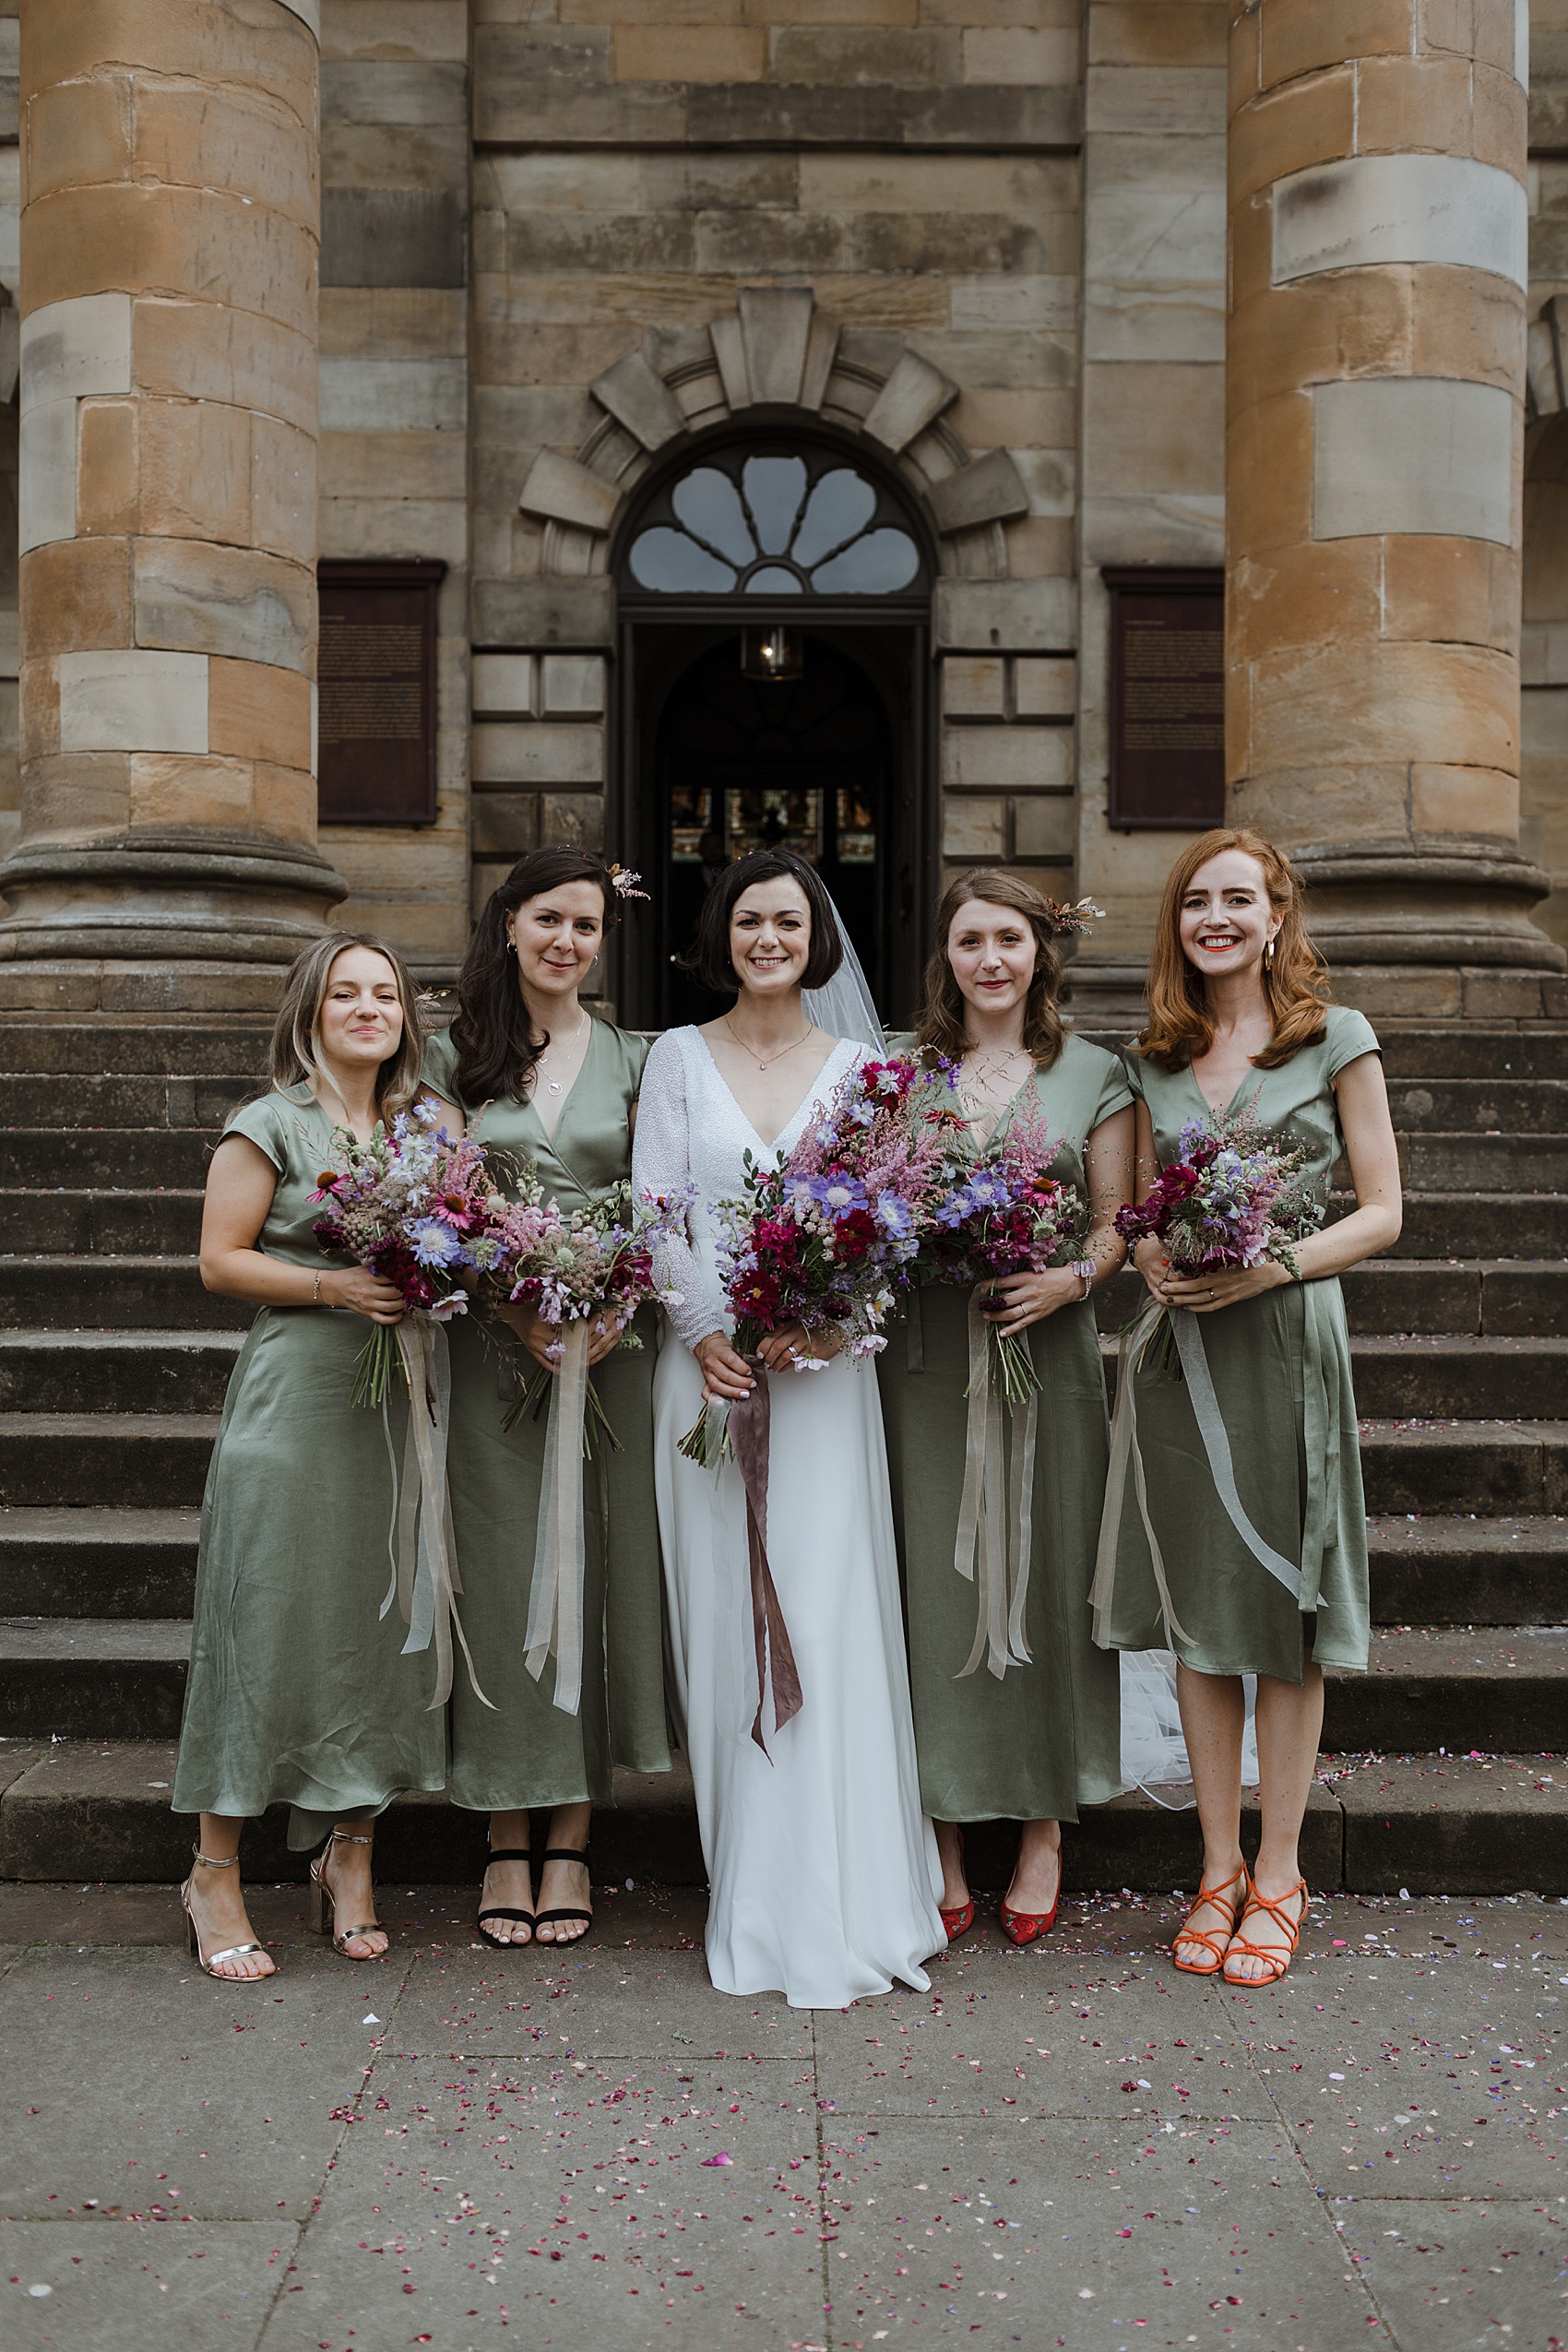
[{"left": 633, "top": 849, "right": 944, "bottom": 2008}]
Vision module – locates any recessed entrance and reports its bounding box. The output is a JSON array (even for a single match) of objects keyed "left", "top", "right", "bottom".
[{"left": 612, "top": 430, "right": 934, "bottom": 1029}]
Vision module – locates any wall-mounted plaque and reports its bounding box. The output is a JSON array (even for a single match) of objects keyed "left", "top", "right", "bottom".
[
  {"left": 1104, "top": 565, "right": 1225, "bottom": 831},
  {"left": 317, "top": 558, "right": 446, "bottom": 826}
]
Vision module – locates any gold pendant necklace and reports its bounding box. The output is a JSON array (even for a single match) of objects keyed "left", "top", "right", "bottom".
[
  {"left": 722, "top": 1017, "right": 814, "bottom": 1072},
  {"left": 537, "top": 1011, "right": 588, "bottom": 1094}
]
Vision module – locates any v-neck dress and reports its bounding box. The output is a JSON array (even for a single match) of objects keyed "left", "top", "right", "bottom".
[
  {"left": 422, "top": 1019, "right": 671, "bottom": 1812},
  {"left": 172, "top": 1085, "right": 447, "bottom": 1849},
  {"left": 1094, "top": 1004, "right": 1379, "bottom": 1681},
  {"left": 875, "top": 1034, "right": 1128, "bottom": 1823}
]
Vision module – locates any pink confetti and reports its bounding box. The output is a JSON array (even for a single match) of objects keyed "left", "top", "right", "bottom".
[{"left": 701, "top": 2152, "right": 733, "bottom": 2168}]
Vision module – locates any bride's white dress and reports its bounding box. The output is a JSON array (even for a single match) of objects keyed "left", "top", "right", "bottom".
[{"left": 633, "top": 1026, "right": 944, "bottom": 2009}]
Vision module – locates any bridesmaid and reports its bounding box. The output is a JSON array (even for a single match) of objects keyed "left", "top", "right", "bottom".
[
  {"left": 172, "top": 931, "right": 448, "bottom": 1978},
  {"left": 879, "top": 871, "right": 1133, "bottom": 1946},
  {"left": 1094, "top": 827, "right": 1401, "bottom": 1986},
  {"left": 422, "top": 847, "right": 671, "bottom": 1951}
]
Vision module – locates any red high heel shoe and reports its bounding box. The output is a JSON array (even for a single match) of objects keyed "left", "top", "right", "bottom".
[
  {"left": 939, "top": 1828, "right": 974, "bottom": 1942},
  {"left": 999, "top": 1836, "right": 1061, "bottom": 1948}
]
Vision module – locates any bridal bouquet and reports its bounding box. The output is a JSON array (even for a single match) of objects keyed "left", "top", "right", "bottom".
[
  {"left": 679, "top": 1053, "right": 956, "bottom": 1467},
  {"left": 311, "top": 1101, "right": 493, "bottom": 1408},
  {"left": 469, "top": 1174, "right": 692, "bottom": 1444},
  {"left": 1114, "top": 1102, "right": 1322, "bottom": 1375},
  {"left": 923, "top": 1101, "right": 1087, "bottom": 1407}
]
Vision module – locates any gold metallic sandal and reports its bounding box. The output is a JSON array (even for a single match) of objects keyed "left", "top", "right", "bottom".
[
  {"left": 308, "top": 1828, "right": 386, "bottom": 1958},
  {"left": 180, "top": 1847, "right": 274, "bottom": 1980}
]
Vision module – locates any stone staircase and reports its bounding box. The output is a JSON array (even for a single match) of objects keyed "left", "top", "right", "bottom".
[{"left": 0, "top": 1015, "right": 1563, "bottom": 1895}]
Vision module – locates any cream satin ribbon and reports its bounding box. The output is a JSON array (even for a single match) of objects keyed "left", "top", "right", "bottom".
[
  {"left": 1091, "top": 1298, "right": 1302, "bottom": 1652},
  {"left": 378, "top": 1314, "right": 490, "bottom": 1710},
  {"left": 954, "top": 1289, "right": 1038, "bottom": 1681},
  {"left": 524, "top": 1317, "right": 591, "bottom": 1715}
]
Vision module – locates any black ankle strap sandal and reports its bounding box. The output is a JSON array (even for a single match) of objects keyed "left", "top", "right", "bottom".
[
  {"left": 533, "top": 1846, "right": 594, "bottom": 1942},
  {"left": 476, "top": 1846, "right": 536, "bottom": 1950}
]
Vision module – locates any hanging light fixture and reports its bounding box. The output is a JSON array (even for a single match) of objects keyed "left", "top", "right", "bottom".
[{"left": 740, "top": 625, "right": 803, "bottom": 683}]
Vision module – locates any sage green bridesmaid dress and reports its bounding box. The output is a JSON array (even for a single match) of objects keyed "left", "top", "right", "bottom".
[
  {"left": 422, "top": 1019, "right": 671, "bottom": 1812},
  {"left": 1094, "top": 1004, "right": 1378, "bottom": 1682},
  {"left": 172, "top": 1085, "right": 447, "bottom": 1849},
  {"left": 876, "top": 1034, "right": 1128, "bottom": 1824}
]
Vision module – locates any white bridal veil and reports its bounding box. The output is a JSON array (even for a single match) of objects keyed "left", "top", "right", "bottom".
[{"left": 803, "top": 898, "right": 885, "bottom": 1052}]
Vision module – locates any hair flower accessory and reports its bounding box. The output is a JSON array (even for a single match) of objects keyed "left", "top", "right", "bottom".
[
  {"left": 607, "top": 862, "right": 649, "bottom": 902},
  {"left": 1043, "top": 896, "right": 1105, "bottom": 937}
]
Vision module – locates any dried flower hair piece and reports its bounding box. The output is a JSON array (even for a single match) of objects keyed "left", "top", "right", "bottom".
[
  {"left": 1043, "top": 896, "right": 1105, "bottom": 937},
  {"left": 607, "top": 862, "right": 650, "bottom": 902}
]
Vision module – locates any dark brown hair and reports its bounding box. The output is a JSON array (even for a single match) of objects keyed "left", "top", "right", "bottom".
[
  {"left": 1138, "top": 826, "right": 1331, "bottom": 1072},
  {"left": 449, "top": 848, "right": 615, "bottom": 1104},
  {"left": 683, "top": 848, "right": 844, "bottom": 996},
  {"left": 270, "top": 930, "right": 424, "bottom": 1119},
  {"left": 915, "top": 869, "right": 1064, "bottom": 1070}
]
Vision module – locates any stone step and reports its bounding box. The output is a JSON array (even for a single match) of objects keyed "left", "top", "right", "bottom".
[
  {"left": 0, "top": 1259, "right": 249, "bottom": 1330},
  {"left": 0, "top": 1508, "right": 198, "bottom": 1618},
  {"left": 1357, "top": 1420, "right": 1568, "bottom": 1515},
  {"left": 1098, "top": 1261, "right": 1568, "bottom": 1337},
  {"left": 1375, "top": 1024, "right": 1568, "bottom": 1081},
  {"left": 0, "top": 1618, "right": 192, "bottom": 1738},
  {"left": 0, "top": 1414, "right": 219, "bottom": 1508},
  {"left": 1350, "top": 1194, "right": 1568, "bottom": 1258},
  {"left": 1348, "top": 1334, "right": 1568, "bottom": 1417},
  {"left": 0, "top": 1130, "right": 219, "bottom": 1187},
  {"left": 0, "top": 1740, "right": 1562, "bottom": 1895},
  {"left": 0, "top": 1188, "right": 204, "bottom": 1254},
  {"left": 1384, "top": 1077, "right": 1568, "bottom": 1132},
  {"left": 0, "top": 1072, "right": 254, "bottom": 1129},
  {"left": 0, "top": 1019, "right": 270, "bottom": 1077},
  {"left": 1368, "top": 1513, "right": 1568, "bottom": 1624},
  {"left": 0, "top": 1331, "right": 242, "bottom": 1415},
  {"left": 1403, "top": 1131, "right": 1568, "bottom": 1188}
]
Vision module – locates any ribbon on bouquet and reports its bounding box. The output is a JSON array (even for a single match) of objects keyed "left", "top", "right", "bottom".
[
  {"left": 953, "top": 1290, "right": 1038, "bottom": 1681},
  {"left": 379, "top": 1314, "right": 491, "bottom": 1710},
  {"left": 524, "top": 1318, "right": 591, "bottom": 1716},
  {"left": 728, "top": 1355, "right": 803, "bottom": 1756},
  {"left": 1090, "top": 1300, "right": 1301, "bottom": 1650}
]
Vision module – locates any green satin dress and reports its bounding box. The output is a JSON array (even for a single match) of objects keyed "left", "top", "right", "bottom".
[
  {"left": 172, "top": 1085, "right": 447, "bottom": 1849},
  {"left": 422, "top": 1020, "right": 671, "bottom": 1812},
  {"left": 1094, "top": 1004, "right": 1378, "bottom": 1682},
  {"left": 875, "top": 1034, "right": 1128, "bottom": 1825}
]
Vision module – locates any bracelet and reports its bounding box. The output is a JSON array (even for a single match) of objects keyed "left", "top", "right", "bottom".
[
  {"left": 312, "top": 1271, "right": 321, "bottom": 1305},
  {"left": 1070, "top": 1256, "right": 1097, "bottom": 1300}
]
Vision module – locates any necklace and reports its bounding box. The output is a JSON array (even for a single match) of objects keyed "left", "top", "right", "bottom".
[
  {"left": 535, "top": 1010, "right": 588, "bottom": 1094},
  {"left": 721, "top": 1016, "right": 815, "bottom": 1073}
]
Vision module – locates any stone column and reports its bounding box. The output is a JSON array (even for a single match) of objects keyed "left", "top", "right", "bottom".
[
  {"left": 1227, "top": 0, "right": 1562, "bottom": 1014},
  {"left": 1, "top": 0, "right": 344, "bottom": 1014}
]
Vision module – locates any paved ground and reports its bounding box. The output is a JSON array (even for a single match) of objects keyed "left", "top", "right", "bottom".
[{"left": 0, "top": 1883, "right": 1562, "bottom": 2352}]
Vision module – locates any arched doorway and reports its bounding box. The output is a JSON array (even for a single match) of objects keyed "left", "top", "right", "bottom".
[{"left": 612, "top": 431, "right": 933, "bottom": 1028}]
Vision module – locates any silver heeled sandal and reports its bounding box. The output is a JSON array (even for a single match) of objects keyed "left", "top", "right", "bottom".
[
  {"left": 180, "top": 1847, "right": 274, "bottom": 1980},
  {"left": 308, "top": 1829, "right": 386, "bottom": 1958}
]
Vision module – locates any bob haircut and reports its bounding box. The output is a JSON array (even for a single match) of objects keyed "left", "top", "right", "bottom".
[
  {"left": 449, "top": 846, "right": 617, "bottom": 1105},
  {"left": 269, "top": 930, "right": 424, "bottom": 1120},
  {"left": 915, "top": 869, "right": 1065, "bottom": 1071},
  {"left": 1138, "top": 826, "right": 1331, "bottom": 1073},
  {"left": 683, "top": 848, "right": 844, "bottom": 996}
]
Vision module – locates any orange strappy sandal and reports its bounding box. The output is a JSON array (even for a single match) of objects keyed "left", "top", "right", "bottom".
[
  {"left": 1221, "top": 1878, "right": 1308, "bottom": 1987},
  {"left": 1170, "top": 1861, "right": 1250, "bottom": 1977}
]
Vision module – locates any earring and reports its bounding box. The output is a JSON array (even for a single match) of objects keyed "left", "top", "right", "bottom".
[
  {"left": 1265, "top": 936, "right": 1276, "bottom": 968},
  {"left": 505, "top": 937, "right": 517, "bottom": 956}
]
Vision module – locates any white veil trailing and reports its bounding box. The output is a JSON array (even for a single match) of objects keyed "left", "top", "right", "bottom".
[{"left": 803, "top": 899, "right": 885, "bottom": 1051}]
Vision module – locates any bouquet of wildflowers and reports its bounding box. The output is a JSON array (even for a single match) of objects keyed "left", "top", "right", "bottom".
[
  {"left": 469, "top": 1172, "right": 692, "bottom": 1443},
  {"left": 923, "top": 1100, "right": 1087, "bottom": 1407},
  {"left": 679, "top": 1054, "right": 956, "bottom": 1466},
  {"left": 1113, "top": 1102, "right": 1323, "bottom": 1375},
  {"left": 312, "top": 1102, "right": 494, "bottom": 1408}
]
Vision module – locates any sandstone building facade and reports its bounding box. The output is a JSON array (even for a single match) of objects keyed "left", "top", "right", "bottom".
[{"left": 3, "top": 0, "right": 1568, "bottom": 1026}]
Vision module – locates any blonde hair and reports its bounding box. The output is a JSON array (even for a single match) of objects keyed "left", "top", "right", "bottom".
[
  {"left": 269, "top": 930, "right": 424, "bottom": 1120},
  {"left": 915, "top": 870, "right": 1065, "bottom": 1070},
  {"left": 1138, "top": 827, "right": 1331, "bottom": 1071}
]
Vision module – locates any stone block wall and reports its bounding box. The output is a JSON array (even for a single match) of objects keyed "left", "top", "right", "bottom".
[
  {"left": 318, "top": 0, "right": 470, "bottom": 978},
  {"left": 1526, "top": 0, "right": 1568, "bottom": 951}
]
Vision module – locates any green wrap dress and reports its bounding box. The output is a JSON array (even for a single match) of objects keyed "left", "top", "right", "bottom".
[
  {"left": 876, "top": 1034, "right": 1128, "bottom": 1825},
  {"left": 422, "top": 1020, "right": 671, "bottom": 1812},
  {"left": 172, "top": 1085, "right": 447, "bottom": 1850},
  {"left": 1094, "top": 1004, "right": 1378, "bottom": 1682}
]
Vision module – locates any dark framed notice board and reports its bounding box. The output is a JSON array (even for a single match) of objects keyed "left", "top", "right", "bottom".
[
  {"left": 1103, "top": 565, "right": 1225, "bottom": 830},
  {"left": 317, "top": 558, "right": 446, "bottom": 826}
]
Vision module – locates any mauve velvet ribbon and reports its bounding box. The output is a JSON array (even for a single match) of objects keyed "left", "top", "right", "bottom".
[{"left": 727, "top": 1356, "right": 803, "bottom": 1756}]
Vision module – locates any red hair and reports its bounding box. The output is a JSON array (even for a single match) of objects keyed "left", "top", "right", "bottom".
[{"left": 1137, "top": 827, "right": 1331, "bottom": 1071}]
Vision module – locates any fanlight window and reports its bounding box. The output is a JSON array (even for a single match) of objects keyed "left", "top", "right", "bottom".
[{"left": 626, "top": 446, "right": 923, "bottom": 598}]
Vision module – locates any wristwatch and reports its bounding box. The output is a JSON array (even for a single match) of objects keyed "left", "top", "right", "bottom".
[{"left": 1070, "top": 1256, "right": 1097, "bottom": 1299}]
